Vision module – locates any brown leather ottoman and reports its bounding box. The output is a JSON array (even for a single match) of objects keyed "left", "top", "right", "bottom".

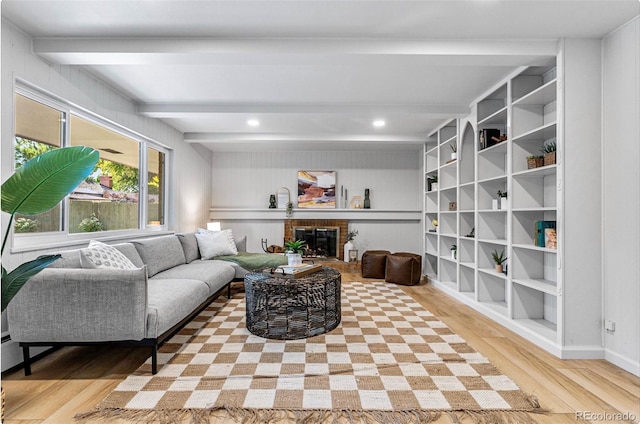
[
  {"left": 385, "top": 252, "right": 422, "bottom": 285},
  {"left": 361, "top": 250, "right": 390, "bottom": 278}
]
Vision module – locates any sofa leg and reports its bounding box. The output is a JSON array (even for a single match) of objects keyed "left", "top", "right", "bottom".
[
  {"left": 22, "top": 345, "right": 32, "bottom": 376},
  {"left": 227, "top": 283, "right": 231, "bottom": 299},
  {"left": 151, "top": 344, "right": 158, "bottom": 374}
]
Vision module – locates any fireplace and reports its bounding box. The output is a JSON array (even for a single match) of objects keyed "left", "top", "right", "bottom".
[
  {"left": 294, "top": 227, "right": 339, "bottom": 258},
  {"left": 284, "top": 219, "right": 348, "bottom": 260}
]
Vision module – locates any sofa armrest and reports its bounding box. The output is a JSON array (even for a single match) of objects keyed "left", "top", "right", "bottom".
[{"left": 7, "top": 267, "right": 148, "bottom": 343}]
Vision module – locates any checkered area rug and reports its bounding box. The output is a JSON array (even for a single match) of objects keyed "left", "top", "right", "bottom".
[{"left": 78, "top": 281, "right": 543, "bottom": 423}]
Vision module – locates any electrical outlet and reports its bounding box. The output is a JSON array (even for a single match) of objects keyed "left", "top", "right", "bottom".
[{"left": 605, "top": 320, "right": 616, "bottom": 332}]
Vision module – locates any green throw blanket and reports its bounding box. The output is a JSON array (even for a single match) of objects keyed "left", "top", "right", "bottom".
[{"left": 215, "top": 252, "right": 288, "bottom": 271}]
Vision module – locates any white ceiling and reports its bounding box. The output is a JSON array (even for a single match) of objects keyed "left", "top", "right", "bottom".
[{"left": 2, "top": 1, "right": 638, "bottom": 152}]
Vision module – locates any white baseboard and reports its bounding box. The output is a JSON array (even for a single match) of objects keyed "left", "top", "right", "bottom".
[{"left": 605, "top": 348, "right": 640, "bottom": 377}]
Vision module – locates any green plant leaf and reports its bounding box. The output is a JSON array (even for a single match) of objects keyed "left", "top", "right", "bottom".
[
  {"left": 1, "top": 254, "right": 61, "bottom": 312},
  {"left": 1, "top": 146, "right": 99, "bottom": 216}
]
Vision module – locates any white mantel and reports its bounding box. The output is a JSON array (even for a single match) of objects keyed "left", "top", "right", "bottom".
[{"left": 209, "top": 208, "right": 421, "bottom": 221}]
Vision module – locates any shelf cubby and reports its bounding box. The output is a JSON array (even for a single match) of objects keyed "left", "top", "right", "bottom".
[
  {"left": 512, "top": 210, "right": 557, "bottom": 247},
  {"left": 425, "top": 191, "right": 438, "bottom": 212},
  {"left": 478, "top": 141, "right": 508, "bottom": 181},
  {"left": 439, "top": 121, "right": 457, "bottom": 144},
  {"left": 458, "top": 184, "right": 475, "bottom": 211},
  {"left": 478, "top": 177, "right": 507, "bottom": 210},
  {"left": 425, "top": 148, "right": 439, "bottom": 173},
  {"left": 459, "top": 265, "right": 475, "bottom": 294},
  {"left": 425, "top": 231, "right": 438, "bottom": 256},
  {"left": 439, "top": 188, "right": 458, "bottom": 213},
  {"left": 512, "top": 282, "right": 558, "bottom": 340},
  {"left": 511, "top": 246, "right": 557, "bottom": 289},
  {"left": 477, "top": 84, "right": 508, "bottom": 123},
  {"left": 478, "top": 241, "right": 508, "bottom": 273},
  {"left": 459, "top": 122, "right": 476, "bottom": 184},
  {"left": 424, "top": 252, "right": 438, "bottom": 279},
  {"left": 512, "top": 171, "right": 556, "bottom": 209},
  {"left": 459, "top": 211, "right": 474, "bottom": 238},
  {"left": 478, "top": 211, "right": 507, "bottom": 241},
  {"left": 478, "top": 272, "right": 508, "bottom": 315},
  {"left": 439, "top": 233, "right": 457, "bottom": 252},
  {"left": 439, "top": 161, "right": 457, "bottom": 188},
  {"left": 458, "top": 237, "right": 475, "bottom": 264},
  {"left": 438, "top": 257, "right": 458, "bottom": 289}
]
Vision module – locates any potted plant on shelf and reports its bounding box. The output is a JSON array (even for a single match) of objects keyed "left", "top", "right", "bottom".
[
  {"left": 450, "top": 244, "right": 457, "bottom": 260},
  {"left": 497, "top": 190, "right": 508, "bottom": 210},
  {"left": 450, "top": 144, "right": 457, "bottom": 161},
  {"left": 284, "top": 239, "right": 306, "bottom": 266},
  {"left": 491, "top": 249, "right": 507, "bottom": 274},
  {"left": 541, "top": 141, "right": 557, "bottom": 166},
  {"left": 527, "top": 155, "right": 544, "bottom": 169},
  {"left": 344, "top": 229, "right": 358, "bottom": 263},
  {"left": 430, "top": 175, "right": 438, "bottom": 192}
]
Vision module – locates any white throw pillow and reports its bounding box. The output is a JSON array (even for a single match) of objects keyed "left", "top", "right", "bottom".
[
  {"left": 80, "top": 240, "right": 137, "bottom": 270},
  {"left": 195, "top": 230, "right": 238, "bottom": 259}
]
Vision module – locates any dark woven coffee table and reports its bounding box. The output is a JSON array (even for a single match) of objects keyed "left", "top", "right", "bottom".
[{"left": 244, "top": 266, "right": 341, "bottom": 339}]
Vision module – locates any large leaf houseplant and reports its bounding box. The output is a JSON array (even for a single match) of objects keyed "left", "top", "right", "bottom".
[{"left": 1, "top": 146, "right": 99, "bottom": 312}]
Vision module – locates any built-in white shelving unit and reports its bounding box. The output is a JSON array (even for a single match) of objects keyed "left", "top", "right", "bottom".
[{"left": 423, "top": 49, "right": 603, "bottom": 360}]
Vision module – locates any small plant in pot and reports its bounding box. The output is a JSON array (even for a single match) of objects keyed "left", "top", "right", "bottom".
[
  {"left": 541, "top": 141, "right": 557, "bottom": 166},
  {"left": 527, "top": 155, "right": 544, "bottom": 169},
  {"left": 497, "top": 190, "right": 508, "bottom": 209},
  {"left": 491, "top": 249, "right": 507, "bottom": 274},
  {"left": 450, "top": 144, "right": 457, "bottom": 161},
  {"left": 284, "top": 239, "right": 306, "bottom": 266},
  {"left": 450, "top": 244, "right": 457, "bottom": 260}
]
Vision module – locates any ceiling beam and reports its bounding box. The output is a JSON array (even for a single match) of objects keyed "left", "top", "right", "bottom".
[
  {"left": 139, "top": 103, "right": 469, "bottom": 117},
  {"left": 184, "top": 132, "right": 430, "bottom": 143},
  {"left": 33, "top": 37, "right": 558, "bottom": 65}
]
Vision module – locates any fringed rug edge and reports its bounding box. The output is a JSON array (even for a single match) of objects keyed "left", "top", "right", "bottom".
[{"left": 75, "top": 396, "right": 548, "bottom": 424}]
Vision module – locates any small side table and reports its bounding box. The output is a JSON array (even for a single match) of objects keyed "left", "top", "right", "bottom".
[{"left": 244, "top": 267, "right": 341, "bottom": 339}]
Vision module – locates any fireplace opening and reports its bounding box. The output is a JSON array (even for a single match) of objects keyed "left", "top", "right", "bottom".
[{"left": 294, "top": 227, "right": 339, "bottom": 258}]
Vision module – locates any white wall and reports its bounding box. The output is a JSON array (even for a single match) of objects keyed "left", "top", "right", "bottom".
[
  {"left": 210, "top": 150, "right": 423, "bottom": 255},
  {"left": 602, "top": 17, "right": 640, "bottom": 376},
  {"left": 1, "top": 20, "right": 212, "bottom": 371}
]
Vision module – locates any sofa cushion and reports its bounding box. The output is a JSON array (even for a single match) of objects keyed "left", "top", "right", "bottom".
[
  {"left": 195, "top": 231, "right": 238, "bottom": 259},
  {"left": 146, "top": 278, "right": 210, "bottom": 337},
  {"left": 112, "top": 243, "right": 145, "bottom": 268},
  {"left": 80, "top": 240, "right": 137, "bottom": 270},
  {"left": 235, "top": 235, "right": 247, "bottom": 253},
  {"left": 176, "top": 232, "right": 201, "bottom": 263},
  {"left": 132, "top": 235, "right": 186, "bottom": 277},
  {"left": 153, "top": 260, "right": 235, "bottom": 294}
]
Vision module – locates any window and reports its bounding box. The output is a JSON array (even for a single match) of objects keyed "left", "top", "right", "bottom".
[
  {"left": 12, "top": 87, "right": 169, "bottom": 244},
  {"left": 69, "top": 115, "right": 140, "bottom": 233},
  {"left": 14, "top": 94, "right": 64, "bottom": 234}
]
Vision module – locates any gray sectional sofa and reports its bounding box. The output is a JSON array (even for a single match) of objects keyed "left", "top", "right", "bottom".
[{"left": 7, "top": 233, "right": 237, "bottom": 375}]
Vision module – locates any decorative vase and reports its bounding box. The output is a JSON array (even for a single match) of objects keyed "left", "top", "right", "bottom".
[
  {"left": 451, "top": 249, "right": 456, "bottom": 260},
  {"left": 500, "top": 197, "right": 508, "bottom": 209},
  {"left": 287, "top": 252, "right": 302, "bottom": 266},
  {"left": 451, "top": 152, "right": 457, "bottom": 160},
  {"left": 492, "top": 199, "right": 499, "bottom": 210},
  {"left": 344, "top": 240, "right": 354, "bottom": 263},
  {"left": 432, "top": 182, "right": 438, "bottom": 191},
  {"left": 364, "top": 189, "right": 371, "bottom": 209},
  {"left": 268, "top": 194, "right": 277, "bottom": 208}
]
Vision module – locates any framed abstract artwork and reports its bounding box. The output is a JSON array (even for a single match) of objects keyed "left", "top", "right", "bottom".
[{"left": 297, "top": 171, "right": 336, "bottom": 208}]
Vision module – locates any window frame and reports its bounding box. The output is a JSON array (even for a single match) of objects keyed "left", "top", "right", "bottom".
[{"left": 11, "top": 82, "right": 172, "bottom": 253}]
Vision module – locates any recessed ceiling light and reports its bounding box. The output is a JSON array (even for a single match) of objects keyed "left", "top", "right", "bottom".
[
  {"left": 373, "top": 120, "right": 386, "bottom": 128},
  {"left": 247, "top": 119, "right": 260, "bottom": 127}
]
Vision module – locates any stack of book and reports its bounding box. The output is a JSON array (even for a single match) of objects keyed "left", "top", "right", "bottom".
[{"left": 534, "top": 220, "right": 557, "bottom": 249}]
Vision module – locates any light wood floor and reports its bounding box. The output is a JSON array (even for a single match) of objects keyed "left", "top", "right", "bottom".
[{"left": 2, "top": 270, "right": 639, "bottom": 423}]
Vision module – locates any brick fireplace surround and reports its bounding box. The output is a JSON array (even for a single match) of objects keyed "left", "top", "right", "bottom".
[{"left": 284, "top": 219, "right": 348, "bottom": 260}]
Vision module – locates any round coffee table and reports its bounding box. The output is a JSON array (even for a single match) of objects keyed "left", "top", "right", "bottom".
[{"left": 244, "top": 266, "right": 341, "bottom": 339}]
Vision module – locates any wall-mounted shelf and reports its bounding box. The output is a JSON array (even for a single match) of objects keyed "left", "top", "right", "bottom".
[{"left": 210, "top": 208, "right": 421, "bottom": 221}]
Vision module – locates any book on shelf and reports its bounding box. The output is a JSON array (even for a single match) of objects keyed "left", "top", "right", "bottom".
[
  {"left": 263, "top": 263, "right": 322, "bottom": 279},
  {"left": 545, "top": 228, "right": 557, "bottom": 250},
  {"left": 534, "top": 220, "right": 556, "bottom": 247},
  {"left": 479, "top": 128, "right": 501, "bottom": 150}
]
